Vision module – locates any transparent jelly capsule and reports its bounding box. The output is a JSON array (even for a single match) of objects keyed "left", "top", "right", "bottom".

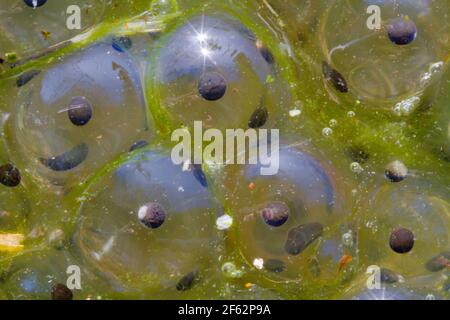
[
  {"left": 0, "top": 0, "right": 105, "bottom": 64},
  {"left": 148, "top": 14, "right": 288, "bottom": 132},
  {"left": 1, "top": 248, "right": 107, "bottom": 300},
  {"left": 317, "top": 0, "right": 449, "bottom": 112},
  {"left": 72, "top": 149, "right": 219, "bottom": 294},
  {"left": 208, "top": 144, "right": 353, "bottom": 291},
  {"left": 7, "top": 43, "right": 149, "bottom": 188},
  {"left": 359, "top": 180, "right": 450, "bottom": 279}
]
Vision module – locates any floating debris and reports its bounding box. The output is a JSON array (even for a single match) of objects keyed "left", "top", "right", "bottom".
[
  {"left": 216, "top": 214, "right": 233, "bottom": 230},
  {"left": 289, "top": 109, "right": 301, "bottom": 117},
  {"left": 252, "top": 258, "right": 264, "bottom": 270},
  {"left": 338, "top": 254, "right": 353, "bottom": 272}
]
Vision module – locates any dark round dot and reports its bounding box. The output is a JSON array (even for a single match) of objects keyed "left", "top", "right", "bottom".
[
  {"left": 51, "top": 283, "right": 73, "bottom": 300},
  {"left": 112, "top": 36, "right": 133, "bottom": 52},
  {"left": 129, "top": 140, "right": 149, "bottom": 152},
  {"left": 0, "top": 164, "right": 21, "bottom": 187},
  {"left": 385, "top": 160, "right": 408, "bottom": 183},
  {"left": 387, "top": 16, "right": 417, "bottom": 45},
  {"left": 389, "top": 228, "right": 414, "bottom": 254},
  {"left": 68, "top": 96, "right": 93, "bottom": 126},
  {"left": 24, "top": 0, "right": 47, "bottom": 8},
  {"left": 138, "top": 202, "right": 166, "bottom": 229},
  {"left": 198, "top": 72, "right": 227, "bottom": 101},
  {"left": 260, "top": 201, "right": 289, "bottom": 227}
]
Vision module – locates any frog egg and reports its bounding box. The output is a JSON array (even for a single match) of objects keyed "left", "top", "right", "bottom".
[
  {"left": 209, "top": 145, "right": 352, "bottom": 291},
  {"left": 148, "top": 14, "right": 288, "bottom": 131},
  {"left": 7, "top": 43, "right": 149, "bottom": 188},
  {"left": 318, "top": 0, "right": 449, "bottom": 111},
  {"left": 72, "top": 150, "right": 220, "bottom": 294},
  {"left": 0, "top": 1, "right": 105, "bottom": 63},
  {"left": 358, "top": 180, "right": 450, "bottom": 278},
  {"left": 1, "top": 248, "right": 107, "bottom": 300}
]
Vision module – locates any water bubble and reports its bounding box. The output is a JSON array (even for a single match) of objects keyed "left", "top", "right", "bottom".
[
  {"left": 342, "top": 231, "right": 354, "bottom": 247},
  {"left": 222, "top": 262, "right": 243, "bottom": 278},
  {"left": 350, "top": 162, "right": 363, "bottom": 174},
  {"left": 322, "top": 127, "right": 333, "bottom": 138},
  {"left": 393, "top": 96, "right": 421, "bottom": 116}
]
